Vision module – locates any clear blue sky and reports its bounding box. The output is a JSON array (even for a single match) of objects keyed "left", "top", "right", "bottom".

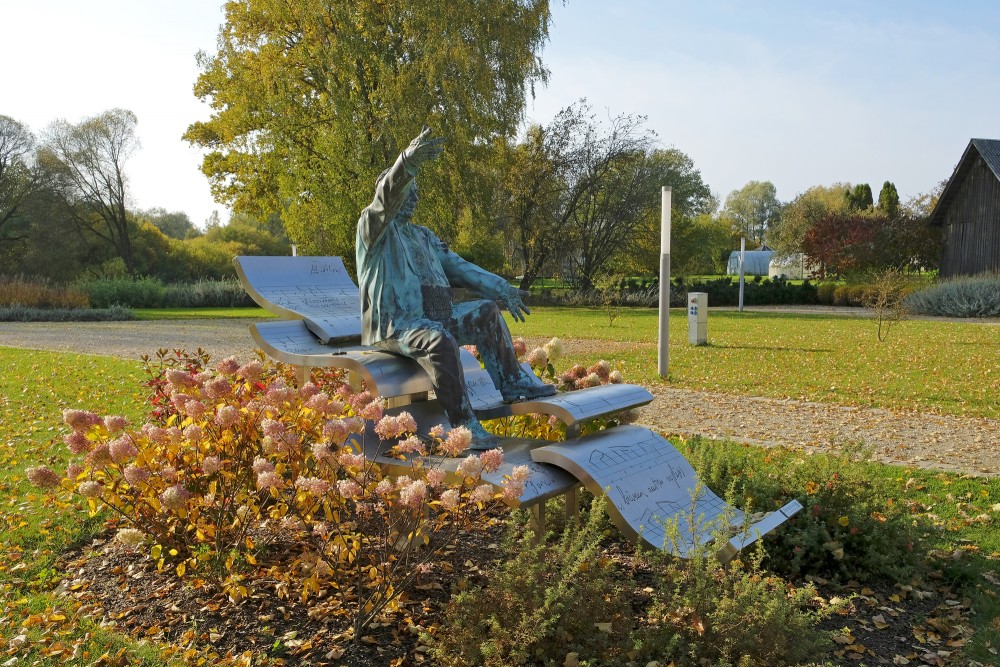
[{"left": 3, "top": 1, "right": 999, "bottom": 227}]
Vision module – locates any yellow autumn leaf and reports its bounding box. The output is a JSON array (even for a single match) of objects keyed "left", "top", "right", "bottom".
[
  {"left": 838, "top": 516, "right": 850, "bottom": 526},
  {"left": 176, "top": 562, "right": 186, "bottom": 577}
]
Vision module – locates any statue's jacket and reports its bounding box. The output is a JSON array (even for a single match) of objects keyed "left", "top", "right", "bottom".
[{"left": 356, "top": 152, "right": 507, "bottom": 347}]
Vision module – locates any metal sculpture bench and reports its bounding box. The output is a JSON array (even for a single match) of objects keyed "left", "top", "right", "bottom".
[{"left": 235, "top": 255, "right": 801, "bottom": 560}]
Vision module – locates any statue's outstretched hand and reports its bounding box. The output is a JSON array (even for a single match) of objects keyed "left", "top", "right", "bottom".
[
  {"left": 404, "top": 127, "right": 445, "bottom": 168},
  {"left": 499, "top": 285, "right": 531, "bottom": 323}
]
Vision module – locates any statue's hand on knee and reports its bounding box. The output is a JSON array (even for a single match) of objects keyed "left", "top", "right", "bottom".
[{"left": 498, "top": 284, "right": 531, "bottom": 323}]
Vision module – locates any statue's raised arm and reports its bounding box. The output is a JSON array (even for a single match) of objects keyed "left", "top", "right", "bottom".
[{"left": 357, "top": 128, "right": 445, "bottom": 250}]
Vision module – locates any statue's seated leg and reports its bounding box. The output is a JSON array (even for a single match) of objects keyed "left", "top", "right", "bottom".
[
  {"left": 450, "top": 300, "right": 557, "bottom": 402},
  {"left": 375, "top": 321, "right": 500, "bottom": 451}
]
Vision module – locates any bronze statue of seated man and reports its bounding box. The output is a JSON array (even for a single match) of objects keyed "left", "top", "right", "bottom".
[{"left": 356, "top": 128, "right": 555, "bottom": 450}]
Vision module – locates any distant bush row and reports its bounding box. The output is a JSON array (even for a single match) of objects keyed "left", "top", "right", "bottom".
[
  {"left": 529, "top": 277, "right": 822, "bottom": 308},
  {"left": 1, "top": 275, "right": 256, "bottom": 310},
  {"left": 904, "top": 272, "right": 1000, "bottom": 317},
  {"left": 80, "top": 278, "right": 255, "bottom": 309},
  {"left": 0, "top": 275, "right": 90, "bottom": 309},
  {"left": 0, "top": 304, "right": 134, "bottom": 322}
]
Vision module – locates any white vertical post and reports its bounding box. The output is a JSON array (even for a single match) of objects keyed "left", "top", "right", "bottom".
[
  {"left": 658, "top": 186, "right": 672, "bottom": 378},
  {"left": 292, "top": 244, "right": 297, "bottom": 257},
  {"left": 738, "top": 237, "right": 746, "bottom": 312}
]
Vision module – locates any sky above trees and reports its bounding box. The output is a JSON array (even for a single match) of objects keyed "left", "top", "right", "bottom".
[{"left": 3, "top": 0, "right": 999, "bottom": 228}]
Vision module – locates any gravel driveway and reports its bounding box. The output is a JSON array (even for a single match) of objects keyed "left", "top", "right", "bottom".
[{"left": 2, "top": 318, "right": 997, "bottom": 476}]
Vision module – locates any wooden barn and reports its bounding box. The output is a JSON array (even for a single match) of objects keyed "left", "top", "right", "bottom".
[{"left": 929, "top": 138, "right": 1000, "bottom": 277}]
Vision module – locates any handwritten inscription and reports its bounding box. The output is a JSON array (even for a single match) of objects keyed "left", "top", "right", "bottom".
[{"left": 532, "top": 426, "right": 742, "bottom": 555}]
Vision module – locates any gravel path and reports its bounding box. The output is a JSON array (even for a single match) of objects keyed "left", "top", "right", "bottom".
[{"left": 2, "top": 318, "right": 997, "bottom": 476}]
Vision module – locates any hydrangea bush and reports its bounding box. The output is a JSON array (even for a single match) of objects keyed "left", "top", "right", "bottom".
[{"left": 28, "top": 354, "right": 527, "bottom": 637}]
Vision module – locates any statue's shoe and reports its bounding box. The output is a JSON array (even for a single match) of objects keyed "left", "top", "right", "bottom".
[
  {"left": 462, "top": 419, "right": 501, "bottom": 451},
  {"left": 501, "top": 381, "right": 557, "bottom": 403}
]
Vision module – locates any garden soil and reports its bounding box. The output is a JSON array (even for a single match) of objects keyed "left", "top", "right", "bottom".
[{"left": 1, "top": 316, "right": 997, "bottom": 476}]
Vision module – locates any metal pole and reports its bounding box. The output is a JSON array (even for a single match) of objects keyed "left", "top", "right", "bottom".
[
  {"left": 738, "top": 237, "right": 745, "bottom": 312},
  {"left": 658, "top": 186, "right": 672, "bottom": 378}
]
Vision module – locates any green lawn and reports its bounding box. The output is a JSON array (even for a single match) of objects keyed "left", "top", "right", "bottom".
[
  {"left": 3, "top": 307, "right": 998, "bottom": 663},
  {"left": 507, "top": 307, "right": 1000, "bottom": 419}
]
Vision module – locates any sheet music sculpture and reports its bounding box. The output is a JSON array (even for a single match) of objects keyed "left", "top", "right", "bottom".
[{"left": 356, "top": 128, "right": 556, "bottom": 450}]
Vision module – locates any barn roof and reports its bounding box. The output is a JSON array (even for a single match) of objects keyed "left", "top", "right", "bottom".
[{"left": 929, "top": 138, "right": 1000, "bottom": 226}]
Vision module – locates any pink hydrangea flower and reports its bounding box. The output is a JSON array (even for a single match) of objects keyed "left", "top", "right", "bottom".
[
  {"left": 202, "top": 456, "right": 222, "bottom": 475},
  {"left": 298, "top": 382, "right": 319, "bottom": 399},
  {"left": 323, "top": 419, "right": 350, "bottom": 444},
  {"left": 183, "top": 400, "right": 207, "bottom": 420},
  {"left": 86, "top": 443, "right": 112, "bottom": 467},
  {"left": 470, "top": 483, "right": 494, "bottom": 504},
  {"left": 338, "top": 451, "right": 367, "bottom": 469},
  {"left": 580, "top": 373, "right": 602, "bottom": 388},
  {"left": 108, "top": 436, "right": 138, "bottom": 464},
  {"left": 502, "top": 480, "right": 525, "bottom": 502},
  {"left": 159, "top": 465, "right": 179, "bottom": 482},
  {"left": 252, "top": 457, "right": 274, "bottom": 475},
  {"left": 440, "top": 426, "right": 472, "bottom": 457},
  {"left": 374, "top": 415, "right": 406, "bottom": 440},
  {"left": 311, "top": 442, "right": 337, "bottom": 464},
  {"left": 262, "top": 419, "right": 285, "bottom": 438},
  {"left": 79, "top": 480, "right": 103, "bottom": 498},
  {"left": 439, "top": 489, "right": 460, "bottom": 510},
  {"left": 63, "top": 409, "right": 101, "bottom": 431},
  {"left": 26, "top": 466, "right": 61, "bottom": 489},
  {"left": 66, "top": 463, "right": 84, "bottom": 480},
  {"left": 543, "top": 337, "right": 564, "bottom": 363},
  {"left": 256, "top": 471, "right": 282, "bottom": 491},
  {"left": 374, "top": 479, "right": 394, "bottom": 496},
  {"left": 461, "top": 344, "right": 479, "bottom": 358},
  {"left": 305, "top": 393, "right": 332, "bottom": 414},
  {"left": 359, "top": 397, "right": 386, "bottom": 422},
  {"left": 512, "top": 337, "right": 527, "bottom": 357},
  {"left": 216, "top": 356, "right": 240, "bottom": 376},
  {"left": 123, "top": 465, "right": 150, "bottom": 485},
  {"left": 103, "top": 415, "right": 129, "bottom": 434},
  {"left": 609, "top": 370, "right": 624, "bottom": 384},
  {"left": 336, "top": 479, "right": 362, "bottom": 499},
  {"left": 345, "top": 417, "right": 366, "bottom": 434},
  {"left": 165, "top": 369, "right": 197, "bottom": 389},
  {"left": 183, "top": 424, "right": 204, "bottom": 443},
  {"left": 428, "top": 424, "right": 446, "bottom": 439},
  {"left": 457, "top": 455, "right": 484, "bottom": 479},
  {"left": 166, "top": 427, "right": 183, "bottom": 445},
  {"left": 511, "top": 465, "right": 530, "bottom": 484},
  {"left": 215, "top": 405, "right": 239, "bottom": 428},
  {"left": 115, "top": 528, "right": 146, "bottom": 547},
  {"left": 295, "top": 476, "right": 331, "bottom": 497},
  {"left": 588, "top": 360, "right": 611, "bottom": 381},
  {"left": 237, "top": 361, "right": 263, "bottom": 382},
  {"left": 348, "top": 390, "right": 372, "bottom": 410},
  {"left": 399, "top": 480, "right": 427, "bottom": 508},
  {"left": 479, "top": 448, "right": 504, "bottom": 473},
  {"left": 425, "top": 468, "right": 446, "bottom": 488},
  {"left": 393, "top": 435, "right": 426, "bottom": 456},
  {"left": 204, "top": 377, "right": 232, "bottom": 400},
  {"left": 64, "top": 431, "right": 91, "bottom": 454},
  {"left": 526, "top": 347, "right": 548, "bottom": 368},
  {"left": 160, "top": 484, "right": 191, "bottom": 511}
]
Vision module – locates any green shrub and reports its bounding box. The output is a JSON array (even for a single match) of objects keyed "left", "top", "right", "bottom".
[
  {"left": 81, "top": 276, "right": 166, "bottom": 308},
  {"left": 0, "top": 304, "right": 133, "bottom": 322},
  {"left": 638, "top": 543, "right": 833, "bottom": 666},
  {"left": 832, "top": 283, "right": 866, "bottom": 306},
  {"left": 0, "top": 275, "right": 90, "bottom": 308},
  {"left": 162, "top": 279, "right": 255, "bottom": 308},
  {"left": 676, "top": 437, "right": 929, "bottom": 583},
  {"left": 428, "top": 497, "right": 636, "bottom": 667},
  {"left": 904, "top": 272, "right": 1000, "bottom": 317}
]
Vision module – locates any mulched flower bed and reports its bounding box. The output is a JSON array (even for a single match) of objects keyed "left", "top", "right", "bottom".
[{"left": 54, "top": 522, "right": 976, "bottom": 667}]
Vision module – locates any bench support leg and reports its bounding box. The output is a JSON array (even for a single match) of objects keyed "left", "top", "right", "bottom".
[
  {"left": 295, "top": 365, "right": 311, "bottom": 388},
  {"left": 529, "top": 502, "right": 545, "bottom": 540},
  {"left": 565, "top": 486, "right": 580, "bottom": 524}
]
